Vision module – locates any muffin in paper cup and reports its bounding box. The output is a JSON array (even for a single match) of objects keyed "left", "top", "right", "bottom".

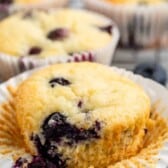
[
  {"left": 0, "top": 65, "right": 167, "bottom": 167},
  {"left": 0, "top": 0, "right": 69, "bottom": 19},
  {"left": 84, "top": 0, "right": 168, "bottom": 49},
  {"left": 0, "top": 9, "right": 119, "bottom": 81}
]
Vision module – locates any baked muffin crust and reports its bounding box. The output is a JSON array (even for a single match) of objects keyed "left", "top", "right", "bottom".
[{"left": 15, "top": 62, "right": 151, "bottom": 167}]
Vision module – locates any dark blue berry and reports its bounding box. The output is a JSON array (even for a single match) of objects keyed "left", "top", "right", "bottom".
[
  {"left": 28, "top": 46, "right": 42, "bottom": 55},
  {"left": 49, "top": 78, "right": 71, "bottom": 88},
  {"left": 77, "top": 100, "right": 83, "bottom": 108},
  {"left": 28, "top": 113, "right": 101, "bottom": 168},
  {"left": 42, "top": 112, "right": 101, "bottom": 144},
  {"left": 31, "top": 135, "right": 66, "bottom": 168},
  {"left": 99, "top": 25, "right": 113, "bottom": 35},
  {"left": 47, "top": 28, "right": 69, "bottom": 41}
]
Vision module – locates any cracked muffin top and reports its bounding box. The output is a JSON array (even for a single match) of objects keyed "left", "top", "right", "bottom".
[
  {"left": 105, "top": 0, "right": 167, "bottom": 5},
  {"left": 15, "top": 62, "right": 151, "bottom": 167},
  {"left": 0, "top": 9, "right": 112, "bottom": 58}
]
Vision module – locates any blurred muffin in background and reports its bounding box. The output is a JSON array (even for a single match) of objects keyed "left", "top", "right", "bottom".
[
  {"left": 0, "top": 0, "right": 69, "bottom": 20},
  {"left": 0, "top": 9, "right": 119, "bottom": 80},
  {"left": 84, "top": 0, "right": 168, "bottom": 49}
]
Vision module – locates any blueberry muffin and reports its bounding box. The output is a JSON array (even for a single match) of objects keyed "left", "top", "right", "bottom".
[
  {"left": 15, "top": 62, "right": 151, "bottom": 168},
  {"left": 0, "top": 9, "right": 112, "bottom": 58}
]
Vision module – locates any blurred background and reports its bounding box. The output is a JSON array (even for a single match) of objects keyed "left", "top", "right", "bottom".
[
  {"left": 71, "top": 0, "right": 168, "bottom": 86},
  {"left": 0, "top": 0, "right": 168, "bottom": 86}
]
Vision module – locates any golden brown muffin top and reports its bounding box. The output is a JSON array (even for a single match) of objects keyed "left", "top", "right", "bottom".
[{"left": 15, "top": 62, "right": 150, "bottom": 147}]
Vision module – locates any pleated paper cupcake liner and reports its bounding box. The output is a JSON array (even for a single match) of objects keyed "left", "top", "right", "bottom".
[
  {"left": 84, "top": 0, "right": 168, "bottom": 49},
  {"left": 0, "top": 17, "right": 119, "bottom": 81},
  {"left": 0, "top": 66, "right": 168, "bottom": 167},
  {"left": 0, "top": 52, "right": 97, "bottom": 81},
  {"left": 110, "top": 104, "right": 168, "bottom": 168}
]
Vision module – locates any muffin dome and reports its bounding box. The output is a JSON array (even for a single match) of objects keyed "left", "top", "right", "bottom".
[
  {"left": 0, "top": 9, "right": 112, "bottom": 58},
  {"left": 15, "top": 62, "right": 151, "bottom": 167}
]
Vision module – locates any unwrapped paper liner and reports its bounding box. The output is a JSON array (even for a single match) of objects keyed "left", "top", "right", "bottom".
[{"left": 0, "top": 67, "right": 168, "bottom": 167}]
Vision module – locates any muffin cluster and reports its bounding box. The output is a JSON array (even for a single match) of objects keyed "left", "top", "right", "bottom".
[{"left": 13, "top": 62, "right": 152, "bottom": 168}]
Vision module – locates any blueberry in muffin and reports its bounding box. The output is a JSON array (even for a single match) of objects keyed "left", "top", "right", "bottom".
[{"left": 15, "top": 62, "right": 151, "bottom": 168}]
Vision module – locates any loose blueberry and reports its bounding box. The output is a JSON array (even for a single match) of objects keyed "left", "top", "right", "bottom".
[
  {"left": 134, "top": 62, "right": 167, "bottom": 85},
  {"left": 47, "top": 28, "right": 69, "bottom": 41},
  {"left": 99, "top": 25, "right": 113, "bottom": 35},
  {"left": 49, "top": 78, "right": 71, "bottom": 88},
  {"left": 28, "top": 46, "right": 42, "bottom": 55}
]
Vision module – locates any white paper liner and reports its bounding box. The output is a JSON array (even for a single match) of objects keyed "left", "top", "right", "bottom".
[
  {"left": 84, "top": 0, "right": 168, "bottom": 49},
  {"left": 0, "top": 9, "right": 119, "bottom": 81},
  {"left": 0, "top": 66, "right": 167, "bottom": 167}
]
